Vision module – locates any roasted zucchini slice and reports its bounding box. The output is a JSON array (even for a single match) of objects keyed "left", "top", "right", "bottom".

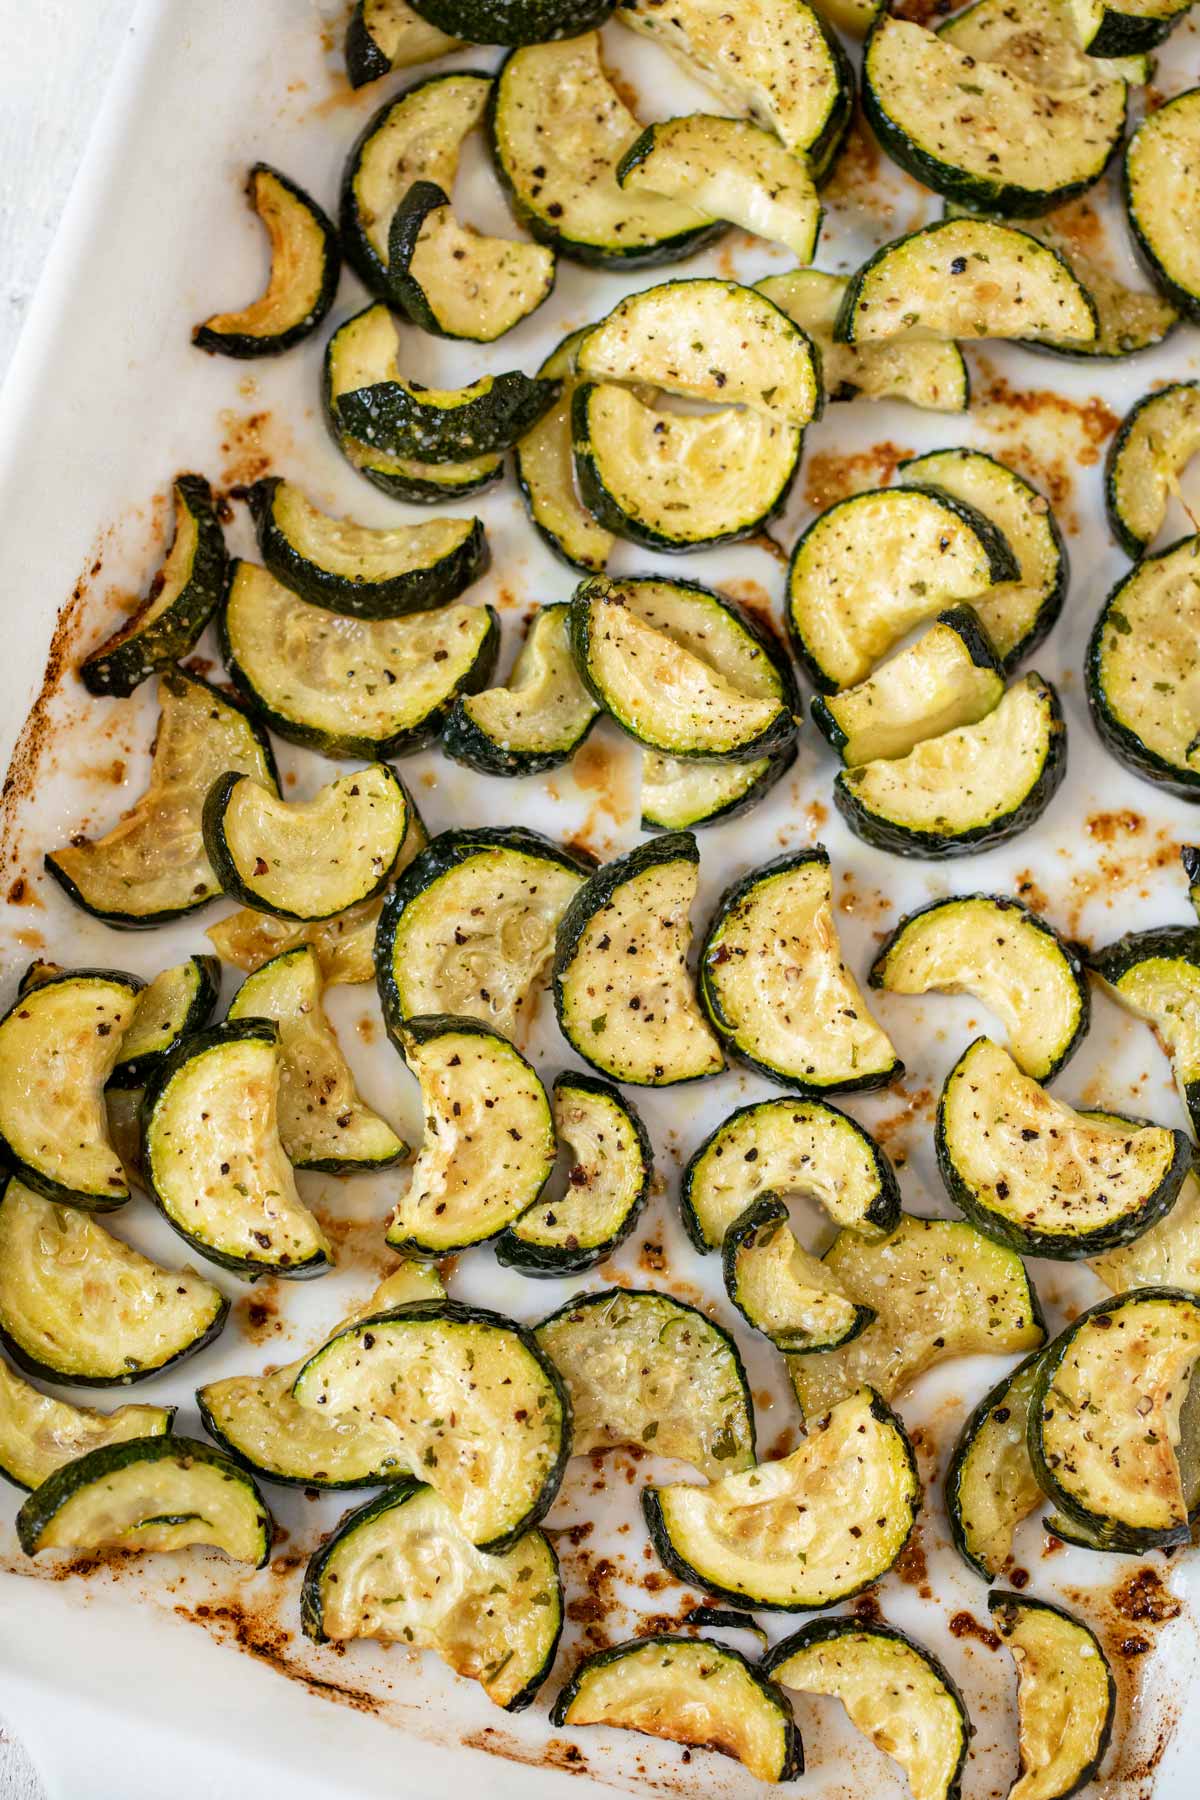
[
  {"left": 945, "top": 1346, "right": 1048, "bottom": 1580},
  {"left": 863, "top": 17, "right": 1125, "bottom": 217},
  {"left": 990, "top": 1592, "right": 1116, "bottom": 1800},
  {"left": 1089, "top": 926, "right": 1200, "bottom": 1134},
  {"left": 870, "top": 894, "right": 1089, "bottom": 1081},
  {"left": 291, "top": 1299, "right": 569, "bottom": 1550},
  {"left": 302, "top": 1479, "right": 562, "bottom": 1710},
  {"left": 1087, "top": 535, "right": 1200, "bottom": 797},
  {"left": 197, "top": 1264, "right": 443, "bottom": 1488},
  {"left": 386, "top": 179, "right": 556, "bottom": 343},
  {"left": 0, "top": 970, "right": 142, "bottom": 1209},
  {"left": 496, "top": 1072, "right": 652, "bottom": 1274},
  {"left": 193, "top": 165, "right": 339, "bottom": 358},
  {"left": 16, "top": 1435, "right": 271, "bottom": 1566},
  {"left": 203, "top": 763, "right": 409, "bottom": 922},
  {"left": 109, "top": 954, "right": 221, "bottom": 1091},
  {"left": 723, "top": 1196, "right": 874, "bottom": 1352},
  {"left": 248, "top": 477, "right": 488, "bottom": 617},
  {"left": 1104, "top": 381, "right": 1200, "bottom": 557},
  {"left": 700, "top": 847, "right": 901, "bottom": 1094},
  {"left": 1009, "top": 216, "right": 1178, "bottom": 359},
  {"left": 535, "top": 1287, "right": 754, "bottom": 1476},
  {"left": 489, "top": 35, "right": 723, "bottom": 269},
  {"left": 221, "top": 560, "right": 499, "bottom": 760},
  {"left": 644, "top": 1386, "right": 919, "bottom": 1610},
  {"left": 443, "top": 603, "right": 601, "bottom": 776},
  {"left": 765, "top": 1617, "right": 969, "bottom": 1800},
  {"left": 641, "top": 748, "right": 797, "bottom": 832},
  {"left": 337, "top": 429, "right": 504, "bottom": 505},
  {"left": 836, "top": 673, "right": 1067, "bottom": 859},
  {"left": 786, "top": 485, "right": 1018, "bottom": 693},
  {"left": 345, "top": 0, "right": 461, "bottom": 87},
  {"left": 1071, "top": 0, "right": 1189, "bottom": 52},
  {"left": 47, "top": 668, "right": 278, "bottom": 928},
  {"left": 407, "top": 0, "right": 614, "bottom": 44},
  {"left": 1091, "top": 1168, "right": 1200, "bottom": 1295},
  {"left": 142, "top": 1021, "right": 331, "bottom": 1279},
  {"left": 79, "top": 476, "right": 227, "bottom": 697},
  {"left": 0, "top": 1356, "right": 173, "bottom": 1493},
  {"left": 227, "top": 948, "right": 406, "bottom": 1173},
  {"left": 0, "top": 1178, "right": 228, "bottom": 1387},
  {"left": 551, "top": 1636, "right": 802, "bottom": 1783},
  {"left": 812, "top": 607, "right": 1004, "bottom": 767},
  {"left": 837, "top": 218, "right": 1097, "bottom": 348},
  {"left": 937, "top": 0, "right": 1152, "bottom": 92},
  {"left": 681, "top": 1094, "right": 901, "bottom": 1253},
  {"left": 758, "top": 269, "right": 968, "bottom": 411},
  {"left": 514, "top": 330, "right": 614, "bottom": 573},
  {"left": 376, "top": 826, "right": 592, "bottom": 1045},
  {"left": 617, "top": 115, "right": 821, "bottom": 260},
  {"left": 788, "top": 1212, "right": 1044, "bottom": 1419},
  {"left": 553, "top": 832, "right": 724, "bottom": 1086}
]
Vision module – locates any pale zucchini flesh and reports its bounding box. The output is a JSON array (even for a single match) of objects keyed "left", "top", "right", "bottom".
[
  {"left": 945, "top": 1347, "right": 1047, "bottom": 1579},
  {"left": 193, "top": 164, "right": 338, "bottom": 357},
  {"left": 1124, "top": 89, "right": 1200, "bottom": 322},
  {"left": 1087, "top": 535, "right": 1200, "bottom": 797},
  {"left": 1088, "top": 926, "right": 1200, "bottom": 1135},
  {"left": 1091, "top": 1169, "right": 1200, "bottom": 1295},
  {"left": 723, "top": 1195, "right": 873, "bottom": 1352},
  {"left": 444, "top": 603, "right": 601, "bottom": 776},
  {"left": 0, "top": 1356, "right": 173, "bottom": 1493},
  {"left": 109, "top": 955, "right": 220, "bottom": 1090},
  {"left": 641, "top": 749, "right": 795, "bottom": 831},
  {"left": 989, "top": 1592, "right": 1116, "bottom": 1800},
  {"left": 514, "top": 331, "right": 615, "bottom": 572},
  {"left": 1105, "top": 381, "right": 1200, "bottom": 557},
  {"left": 345, "top": 0, "right": 462, "bottom": 86},
  {"left": 387, "top": 181, "right": 556, "bottom": 344},
  {"left": 618, "top": 115, "right": 821, "bottom": 260}
]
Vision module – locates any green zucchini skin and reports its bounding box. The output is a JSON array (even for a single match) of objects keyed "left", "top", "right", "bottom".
[
  {"left": 1124, "top": 92, "right": 1200, "bottom": 321},
  {"left": 641, "top": 744, "right": 797, "bottom": 833},
  {"left": 944, "top": 1344, "right": 1047, "bottom": 1581},
  {"left": 0, "top": 1311, "right": 229, "bottom": 1392},
  {"left": 1086, "top": 0, "right": 1188, "bottom": 55},
  {"left": 79, "top": 476, "right": 228, "bottom": 698},
  {"left": 386, "top": 180, "right": 555, "bottom": 341},
  {"left": 409, "top": 0, "right": 615, "bottom": 48},
  {"left": 334, "top": 373, "right": 561, "bottom": 463},
  {"left": 193, "top": 165, "right": 341, "bottom": 359},
  {"left": 1088, "top": 925, "right": 1200, "bottom": 1132},
  {"left": 108, "top": 954, "right": 222, "bottom": 1091},
  {"left": 345, "top": 1, "right": 392, "bottom": 84},
  {"left": 988, "top": 1591, "right": 1116, "bottom": 1800},
  {"left": 1103, "top": 383, "right": 1200, "bottom": 559},
  {"left": 722, "top": 1194, "right": 876, "bottom": 1352}
]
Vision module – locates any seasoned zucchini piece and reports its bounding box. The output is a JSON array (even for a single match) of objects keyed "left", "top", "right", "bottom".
[
  {"left": 337, "top": 429, "right": 504, "bottom": 505},
  {"left": 809, "top": 0, "right": 882, "bottom": 33},
  {"left": 142, "top": 1021, "right": 331, "bottom": 1279},
  {"left": 618, "top": 115, "right": 821, "bottom": 260},
  {"left": 836, "top": 673, "right": 1067, "bottom": 859},
  {"left": 443, "top": 604, "right": 601, "bottom": 777},
  {"left": 863, "top": 18, "right": 1125, "bottom": 217},
  {"left": 46, "top": 668, "right": 278, "bottom": 928},
  {"left": 387, "top": 179, "right": 556, "bottom": 343},
  {"left": 644, "top": 1386, "right": 919, "bottom": 1610},
  {"left": 937, "top": 0, "right": 1151, "bottom": 90},
  {"left": 870, "top": 894, "right": 1089, "bottom": 1081},
  {"left": 723, "top": 1196, "right": 874, "bottom": 1353},
  {"left": 1104, "top": 381, "right": 1200, "bottom": 557},
  {"left": 302, "top": 1479, "right": 562, "bottom": 1709},
  {"left": 1091, "top": 1169, "right": 1200, "bottom": 1295},
  {"left": 197, "top": 1264, "right": 443, "bottom": 1488},
  {"left": 345, "top": 0, "right": 461, "bottom": 86},
  {"left": 204, "top": 763, "right": 409, "bottom": 921},
  {"left": 682, "top": 1094, "right": 901, "bottom": 1253},
  {"left": 551, "top": 1636, "right": 802, "bottom": 1783},
  {"left": 786, "top": 485, "right": 1018, "bottom": 693},
  {"left": 1073, "top": 0, "right": 1190, "bottom": 56},
  {"left": 757, "top": 269, "right": 968, "bottom": 412},
  {"left": 641, "top": 748, "right": 797, "bottom": 832},
  {"left": 837, "top": 218, "right": 1097, "bottom": 347},
  {"left": 193, "top": 165, "right": 339, "bottom": 358},
  {"left": 1014, "top": 215, "right": 1178, "bottom": 359},
  {"left": 79, "top": 476, "right": 227, "bottom": 697},
  {"left": 0, "top": 971, "right": 142, "bottom": 1209},
  {"left": 812, "top": 607, "right": 1004, "bottom": 767},
  {"left": 221, "top": 560, "right": 499, "bottom": 760},
  {"left": 553, "top": 832, "right": 724, "bottom": 1086},
  {"left": 515, "top": 331, "right": 614, "bottom": 572},
  {"left": 227, "top": 949, "right": 406, "bottom": 1174},
  {"left": 945, "top": 1347, "right": 1048, "bottom": 1580},
  {"left": 408, "top": 0, "right": 614, "bottom": 43},
  {"left": 490, "top": 36, "right": 722, "bottom": 269},
  {"left": 292, "top": 1299, "right": 569, "bottom": 1550},
  {"left": 376, "top": 826, "right": 591, "bottom": 1045},
  {"left": 700, "top": 848, "right": 901, "bottom": 1094},
  {"left": 1089, "top": 926, "right": 1200, "bottom": 1134},
  {"left": 616, "top": 0, "right": 853, "bottom": 179},
  {"left": 765, "top": 1617, "right": 969, "bottom": 1800},
  {"left": 535, "top": 1287, "right": 754, "bottom": 1476},
  {"left": 248, "top": 477, "right": 488, "bottom": 617},
  {"left": 0, "top": 1178, "right": 228, "bottom": 1387},
  {"left": 990, "top": 1592, "right": 1116, "bottom": 1800},
  {"left": 17, "top": 1435, "right": 271, "bottom": 1566},
  {"left": 496, "top": 1072, "right": 652, "bottom": 1274},
  {"left": 899, "top": 447, "right": 1069, "bottom": 672},
  {"left": 109, "top": 954, "right": 221, "bottom": 1091},
  {"left": 1087, "top": 535, "right": 1200, "bottom": 797},
  {"left": 788, "top": 1213, "right": 1044, "bottom": 1419},
  {"left": 0, "top": 1356, "right": 172, "bottom": 1493}
]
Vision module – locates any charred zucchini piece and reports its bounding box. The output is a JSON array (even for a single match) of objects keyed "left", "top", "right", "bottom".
[
  {"left": 1091, "top": 1168, "right": 1200, "bottom": 1295},
  {"left": 723, "top": 1196, "right": 874, "bottom": 1352},
  {"left": 514, "top": 330, "right": 614, "bottom": 572},
  {"left": 387, "top": 179, "right": 555, "bottom": 343},
  {"left": 1087, "top": 534, "right": 1200, "bottom": 797},
  {"left": 0, "top": 1356, "right": 173, "bottom": 1493},
  {"left": 945, "top": 1346, "right": 1048, "bottom": 1580},
  {"left": 443, "top": 603, "right": 601, "bottom": 777},
  {"left": 989, "top": 1592, "right": 1116, "bottom": 1800},
  {"left": 345, "top": 0, "right": 461, "bottom": 87},
  {"left": 1104, "top": 381, "right": 1200, "bottom": 557},
  {"left": 758, "top": 269, "right": 968, "bottom": 411},
  {"left": 1088, "top": 926, "right": 1200, "bottom": 1134},
  {"left": 641, "top": 747, "right": 797, "bottom": 832},
  {"left": 617, "top": 115, "right": 821, "bottom": 260},
  {"left": 109, "top": 954, "right": 221, "bottom": 1091},
  {"left": 1124, "top": 87, "right": 1200, "bottom": 321},
  {"left": 193, "top": 165, "right": 339, "bottom": 358}
]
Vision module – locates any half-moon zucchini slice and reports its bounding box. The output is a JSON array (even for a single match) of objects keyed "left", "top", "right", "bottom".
[
  {"left": 700, "top": 847, "right": 901, "bottom": 1094},
  {"left": 0, "top": 971, "right": 142, "bottom": 1209},
  {"left": 407, "top": 0, "right": 615, "bottom": 45},
  {"left": 787, "top": 1213, "right": 1045, "bottom": 1420},
  {"left": 617, "top": 115, "right": 821, "bottom": 260},
  {"left": 193, "top": 165, "right": 339, "bottom": 358},
  {"left": 142, "top": 1021, "right": 332, "bottom": 1279},
  {"left": 945, "top": 1346, "right": 1048, "bottom": 1580},
  {"left": 221, "top": 560, "right": 499, "bottom": 760},
  {"left": 376, "top": 826, "right": 592, "bottom": 1045},
  {"left": 46, "top": 668, "right": 279, "bottom": 928},
  {"left": 204, "top": 763, "right": 409, "bottom": 921},
  {"left": 227, "top": 947, "right": 407, "bottom": 1173},
  {"left": 1005, "top": 211, "right": 1179, "bottom": 359},
  {"left": 514, "top": 330, "right": 615, "bottom": 573},
  {"left": 1071, "top": 0, "right": 1189, "bottom": 53},
  {"left": 496, "top": 1071, "right": 652, "bottom": 1274},
  {"left": 78, "top": 476, "right": 228, "bottom": 697},
  {"left": 443, "top": 603, "right": 601, "bottom": 776},
  {"left": 641, "top": 747, "right": 797, "bottom": 832},
  {"left": 836, "top": 673, "right": 1067, "bottom": 859},
  {"left": 291, "top": 1299, "right": 570, "bottom": 1550},
  {"left": 936, "top": 0, "right": 1151, "bottom": 92},
  {"left": 723, "top": 1196, "right": 874, "bottom": 1353},
  {"left": 1088, "top": 926, "right": 1200, "bottom": 1134},
  {"left": 1125, "top": 88, "right": 1200, "bottom": 321},
  {"left": 989, "top": 1592, "right": 1116, "bottom": 1800},
  {"left": 248, "top": 476, "right": 488, "bottom": 617},
  {"left": 643, "top": 1386, "right": 919, "bottom": 1610},
  {"left": 387, "top": 179, "right": 556, "bottom": 343},
  {"left": 765, "top": 1617, "right": 969, "bottom": 1800},
  {"left": 535, "top": 1287, "right": 755, "bottom": 1476},
  {"left": 0, "top": 1355, "right": 173, "bottom": 1493},
  {"left": 302, "top": 1479, "right": 562, "bottom": 1710},
  {"left": 1104, "top": 381, "right": 1200, "bottom": 558},
  {"left": 550, "top": 1636, "right": 803, "bottom": 1783},
  {"left": 870, "top": 894, "right": 1089, "bottom": 1082},
  {"left": 337, "top": 429, "right": 504, "bottom": 505},
  {"left": 109, "top": 954, "right": 221, "bottom": 1091},
  {"left": 1091, "top": 1168, "right": 1200, "bottom": 1295},
  {"left": 553, "top": 832, "right": 725, "bottom": 1086},
  {"left": 16, "top": 1435, "right": 272, "bottom": 1566},
  {"left": 345, "top": 0, "right": 461, "bottom": 87},
  {"left": 0, "top": 1178, "right": 228, "bottom": 1387}
]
